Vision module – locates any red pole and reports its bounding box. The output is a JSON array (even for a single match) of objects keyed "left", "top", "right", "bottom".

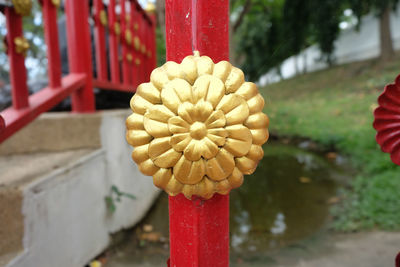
[
  {"left": 5, "top": 8, "right": 29, "bottom": 110},
  {"left": 166, "top": 1, "right": 230, "bottom": 266},
  {"left": 108, "top": 0, "right": 121, "bottom": 84},
  {"left": 42, "top": 0, "right": 62, "bottom": 89},
  {"left": 121, "top": 0, "right": 131, "bottom": 85},
  {"left": 93, "top": 0, "right": 108, "bottom": 81},
  {"left": 64, "top": 0, "right": 95, "bottom": 112}
]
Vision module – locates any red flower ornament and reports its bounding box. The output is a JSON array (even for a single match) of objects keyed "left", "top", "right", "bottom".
[{"left": 373, "top": 74, "right": 400, "bottom": 165}]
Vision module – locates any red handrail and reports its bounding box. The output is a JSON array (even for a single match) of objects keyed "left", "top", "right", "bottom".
[{"left": 0, "top": 0, "right": 156, "bottom": 143}]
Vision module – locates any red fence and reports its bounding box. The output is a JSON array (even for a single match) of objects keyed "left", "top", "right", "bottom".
[{"left": 0, "top": 0, "right": 156, "bottom": 143}]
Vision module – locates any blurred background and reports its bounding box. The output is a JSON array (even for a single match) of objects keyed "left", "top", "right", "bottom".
[{"left": 1, "top": 0, "right": 400, "bottom": 266}]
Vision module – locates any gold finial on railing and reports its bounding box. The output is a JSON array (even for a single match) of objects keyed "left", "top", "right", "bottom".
[
  {"left": 125, "top": 29, "right": 132, "bottom": 45},
  {"left": 127, "top": 53, "right": 133, "bottom": 63},
  {"left": 134, "top": 36, "right": 141, "bottom": 51},
  {"left": 125, "top": 15, "right": 130, "bottom": 22},
  {"left": 134, "top": 23, "right": 139, "bottom": 31},
  {"left": 14, "top": 36, "right": 29, "bottom": 57},
  {"left": 51, "top": 0, "right": 60, "bottom": 7},
  {"left": 147, "top": 50, "right": 152, "bottom": 58},
  {"left": 99, "top": 10, "right": 108, "bottom": 27},
  {"left": 141, "top": 44, "right": 146, "bottom": 54},
  {"left": 126, "top": 52, "right": 269, "bottom": 199},
  {"left": 114, "top": 22, "right": 121, "bottom": 36},
  {"left": 135, "top": 58, "right": 141, "bottom": 66},
  {"left": 11, "top": 0, "right": 32, "bottom": 16}
]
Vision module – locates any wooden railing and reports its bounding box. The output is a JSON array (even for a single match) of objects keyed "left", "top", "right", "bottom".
[{"left": 0, "top": 0, "right": 156, "bottom": 143}]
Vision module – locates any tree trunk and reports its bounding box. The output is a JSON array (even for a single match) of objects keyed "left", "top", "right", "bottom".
[{"left": 379, "top": 6, "right": 394, "bottom": 62}]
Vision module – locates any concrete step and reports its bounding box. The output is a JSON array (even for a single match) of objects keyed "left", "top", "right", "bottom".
[{"left": 0, "top": 110, "right": 160, "bottom": 267}]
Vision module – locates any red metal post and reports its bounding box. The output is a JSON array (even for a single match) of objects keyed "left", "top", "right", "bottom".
[
  {"left": 121, "top": 0, "right": 130, "bottom": 85},
  {"left": 94, "top": 0, "right": 108, "bottom": 81},
  {"left": 42, "top": 0, "right": 62, "bottom": 88},
  {"left": 166, "top": 1, "right": 230, "bottom": 266},
  {"left": 108, "top": 0, "right": 121, "bottom": 84},
  {"left": 5, "top": 8, "right": 29, "bottom": 110},
  {"left": 131, "top": 2, "right": 140, "bottom": 87},
  {"left": 138, "top": 12, "right": 145, "bottom": 84},
  {"left": 64, "top": 0, "right": 95, "bottom": 112}
]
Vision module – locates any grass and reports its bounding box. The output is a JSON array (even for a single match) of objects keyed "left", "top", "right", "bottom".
[{"left": 260, "top": 56, "right": 400, "bottom": 231}]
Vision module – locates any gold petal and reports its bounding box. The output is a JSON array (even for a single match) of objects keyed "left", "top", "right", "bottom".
[
  {"left": 193, "top": 100, "right": 213, "bottom": 122},
  {"left": 247, "top": 144, "right": 264, "bottom": 161},
  {"left": 250, "top": 129, "right": 269, "bottom": 145},
  {"left": 235, "top": 82, "right": 258, "bottom": 100},
  {"left": 216, "top": 179, "right": 231, "bottom": 195},
  {"left": 224, "top": 125, "right": 252, "bottom": 157},
  {"left": 173, "top": 157, "right": 205, "bottom": 185},
  {"left": 200, "top": 137, "right": 219, "bottom": 159},
  {"left": 182, "top": 184, "right": 197, "bottom": 199},
  {"left": 193, "top": 75, "right": 225, "bottom": 108},
  {"left": 145, "top": 104, "right": 175, "bottom": 122},
  {"left": 143, "top": 118, "right": 170, "bottom": 138},
  {"left": 161, "top": 79, "right": 193, "bottom": 113},
  {"left": 205, "top": 110, "right": 226, "bottom": 129},
  {"left": 212, "top": 61, "right": 232, "bottom": 83},
  {"left": 207, "top": 128, "right": 228, "bottom": 146},
  {"left": 126, "top": 113, "right": 144, "bottom": 130},
  {"left": 196, "top": 56, "right": 214, "bottom": 76},
  {"left": 206, "top": 149, "right": 235, "bottom": 181},
  {"left": 217, "top": 94, "right": 249, "bottom": 125},
  {"left": 183, "top": 177, "right": 215, "bottom": 199},
  {"left": 148, "top": 137, "right": 172, "bottom": 160},
  {"left": 131, "top": 144, "right": 149, "bottom": 164},
  {"left": 178, "top": 102, "right": 195, "bottom": 124},
  {"left": 143, "top": 105, "right": 174, "bottom": 137},
  {"left": 150, "top": 67, "right": 170, "bottom": 90},
  {"left": 126, "top": 130, "right": 152, "bottom": 146},
  {"left": 227, "top": 167, "right": 244, "bottom": 189},
  {"left": 245, "top": 112, "right": 269, "bottom": 129},
  {"left": 152, "top": 148, "right": 182, "bottom": 168},
  {"left": 130, "top": 95, "right": 153, "bottom": 115},
  {"left": 170, "top": 133, "right": 191, "bottom": 152},
  {"left": 136, "top": 82, "right": 161, "bottom": 103},
  {"left": 138, "top": 159, "right": 159, "bottom": 176},
  {"left": 235, "top": 156, "right": 257, "bottom": 175},
  {"left": 168, "top": 116, "right": 190, "bottom": 134},
  {"left": 165, "top": 176, "right": 184, "bottom": 196},
  {"left": 180, "top": 55, "right": 197, "bottom": 85},
  {"left": 164, "top": 61, "right": 185, "bottom": 80},
  {"left": 183, "top": 140, "right": 202, "bottom": 161},
  {"left": 225, "top": 67, "right": 244, "bottom": 93},
  {"left": 153, "top": 168, "right": 172, "bottom": 188},
  {"left": 247, "top": 94, "right": 265, "bottom": 114}
]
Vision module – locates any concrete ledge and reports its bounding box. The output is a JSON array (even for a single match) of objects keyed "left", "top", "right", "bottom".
[{"left": 0, "top": 110, "right": 160, "bottom": 267}]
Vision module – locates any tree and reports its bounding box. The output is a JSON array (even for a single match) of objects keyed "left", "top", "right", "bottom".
[{"left": 349, "top": 0, "right": 399, "bottom": 62}]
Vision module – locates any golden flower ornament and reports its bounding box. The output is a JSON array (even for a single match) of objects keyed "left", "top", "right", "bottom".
[
  {"left": 12, "top": 0, "right": 32, "bottom": 16},
  {"left": 126, "top": 51, "right": 269, "bottom": 199}
]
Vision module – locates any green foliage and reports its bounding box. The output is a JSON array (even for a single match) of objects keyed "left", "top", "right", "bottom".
[
  {"left": 262, "top": 56, "right": 400, "bottom": 231},
  {"left": 105, "top": 185, "right": 137, "bottom": 214},
  {"left": 156, "top": 26, "right": 166, "bottom": 66}
]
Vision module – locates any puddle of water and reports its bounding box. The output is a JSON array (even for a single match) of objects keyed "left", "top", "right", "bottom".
[{"left": 105, "top": 142, "right": 350, "bottom": 266}]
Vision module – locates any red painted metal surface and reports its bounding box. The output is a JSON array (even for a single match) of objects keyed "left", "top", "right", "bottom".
[
  {"left": 108, "top": 0, "right": 121, "bottom": 84},
  {"left": 0, "top": 0, "right": 155, "bottom": 143},
  {"left": 65, "top": 0, "right": 95, "bottom": 112},
  {"left": 94, "top": 0, "right": 108, "bottom": 81},
  {"left": 373, "top": 74, "right": 400, "bottom": 165},
  {"left": 166, "top": 0, "right": 230, "bottom": 266},
  {"left": 5, "top": 8, "right": 29, "bottom": 110},
  {"left": 42, "top": 0, "right": 62, "bottom": 89},
  {"left": 0, "top": 74, "right": 86, "bottom": 143}
]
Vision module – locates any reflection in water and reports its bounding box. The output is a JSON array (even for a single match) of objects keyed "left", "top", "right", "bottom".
[
  {"left": 106, "top": 142, "right": 349, "bottom": 266},
  {"left": 229, "top": 143, "right": 343, "bottom": 254}
]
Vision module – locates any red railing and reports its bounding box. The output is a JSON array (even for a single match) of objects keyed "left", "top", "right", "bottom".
[{"left": 0, "top": 0, "right": 156, "bottom": 143}]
